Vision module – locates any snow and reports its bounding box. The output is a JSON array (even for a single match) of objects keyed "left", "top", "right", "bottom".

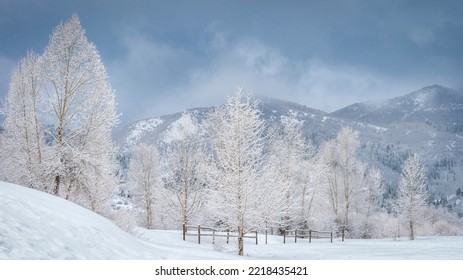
[
  {"left": 0, "top": 182, "right": 160, "bottom": 259},
  {"left": 161, "top": 113, "right": 198, "bottom": 144},
  {"left": 125, "top": 118, "right": 163, "bottom": 147},
  {"left": 321, "top": 116, "right": 330, "bottom": 122},
  {"left": 1, "top": 181, "right": 463, "bottom": 260},
  {"left": 413, "top": 92, "right": 428, "bottom": 108}
]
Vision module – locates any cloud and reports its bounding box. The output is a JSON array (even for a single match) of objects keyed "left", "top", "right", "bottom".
[
  {"left": 231, "top": 39, "right": 290, "bottom": 77},
  {"left": 169, "top": 37, "right": 419, "bottom": 114},
  {"left": 107, "top": 23, "right": 458, "bottom": 127},
  {"left": 107, "top": 28, "right": 195, "bottom": 124},
  {"left": 1, "top": 0, "right": 462, "bottom": 130}
]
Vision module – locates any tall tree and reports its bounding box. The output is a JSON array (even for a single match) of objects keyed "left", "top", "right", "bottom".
[
  {"left": 161, "top": 112, "right": 207, "bottom": 227},
  {"left": 359, "top": 167, "right": 383, "bottom": 238},
  {"left": 40, "top": 15, "right": 119, "bottom": 212},
  {"left": 0, "top": 51, "right": 47, "bottom": 190},
  {"left": 206, "top": 88, "right": 271, "bottom": 256},
  {"left": 128, "top": 143, "right": 160, "bottom": 229},
  {"left": 395, "top": 153, "right": 429, "bottom": 240},
  {"left": 266, "top": 117, "right": 316, "bottom": 230},
  {"left": 318, "top": 126, "right": 365, "bottom": 235}
]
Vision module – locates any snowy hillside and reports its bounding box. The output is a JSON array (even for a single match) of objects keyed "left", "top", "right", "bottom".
[
  {"left": 1, "top": 181, "right": 463, "bottom": 260},
  {"left": 0, "top": 181, "right": 233, "bottom": 260},
  {"left": 0, "top": 181, "right": 160, "bottom": 259}
]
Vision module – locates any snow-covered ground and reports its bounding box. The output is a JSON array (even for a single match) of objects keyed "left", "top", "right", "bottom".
[{"left": 1, "top": 181, "right": 463, "bottom": 260}]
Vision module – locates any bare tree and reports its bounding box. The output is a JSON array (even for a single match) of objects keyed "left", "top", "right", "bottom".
[
  {"left": 128, "top": 143, "right": 160, "bottom": 229},
  {"left": 206, "top": 88, "right": 270, "bottom": 256},
  {"left": 0, "top": 51, "right": 47, "bottom": 190},
  {"left": 161, "top": 112, "right": 207, "bottom": 227},
  {"left": 359, "top": 167, "right": 384, "bottom": 238},
  {"left": 266, "top": 116, "right": 316, "bottom": 230},
  {"left": 395, "top": 153, "right": 429, "bottom": 240},
  {"left": 318, "top": 126, "right": 365, "bottom": 235},
  {"left": 40, "top": 15, "right": 119, "bottom": 213}
]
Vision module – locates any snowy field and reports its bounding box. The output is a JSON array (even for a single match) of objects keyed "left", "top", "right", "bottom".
[{"left": 1, "top": 181, "right": 463, "bottom": 260}]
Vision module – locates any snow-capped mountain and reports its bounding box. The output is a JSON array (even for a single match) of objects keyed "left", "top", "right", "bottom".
[
  {"left": 331, "top": 85, "right": 463, "bottom": 132},
  {"left": 115, "top": 85, "right": 463, "bottom": 215}
]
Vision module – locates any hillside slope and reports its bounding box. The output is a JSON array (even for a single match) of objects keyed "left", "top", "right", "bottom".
[
  {"left": 0, "top": 181, "right": 251, "bottom": 259},
  {"left": 0, "top": 181, "right": 161, "bottom": 259}
]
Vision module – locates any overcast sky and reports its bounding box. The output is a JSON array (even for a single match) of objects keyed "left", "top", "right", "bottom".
[{"left": 1, "top": 0, "right": 463, "bottom": 126}]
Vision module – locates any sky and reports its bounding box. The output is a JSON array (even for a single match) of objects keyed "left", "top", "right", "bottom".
[{"left": 1, "top": 0, "right": 463, "bottom": 127}]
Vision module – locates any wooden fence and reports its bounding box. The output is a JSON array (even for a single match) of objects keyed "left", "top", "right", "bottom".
[
  {"left": 283, "top": 229, "right": 338, "bottom": 243},
  {"left": 183, "top": 224, "right": 258, "bottom": 245},
  {"left": 182, "top": 224, "right": 344, "bottom": 245}
]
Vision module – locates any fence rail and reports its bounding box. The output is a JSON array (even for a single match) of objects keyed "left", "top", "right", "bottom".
[
  {"left": 283, "top": 229, "right": 338, "bottom": 243},
  {"left": 183, "top": 224, "right": 258, "bottom": 245},
  {"left": 182, "top": 224, "right": 343, "bottom": 245}
]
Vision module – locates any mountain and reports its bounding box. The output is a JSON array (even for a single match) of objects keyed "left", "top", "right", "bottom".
[
  {"left": 331, "top": 85, "right": 463, "bottom": 132},
  {"left": 114, "top": 85, "right": 463, "bottom": 215}
]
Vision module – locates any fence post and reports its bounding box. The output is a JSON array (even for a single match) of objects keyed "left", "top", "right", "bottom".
[
  {"left": 198, "top": 225, "right": 201, "bottom": 244},
  {"left": 283, "top": 230, "right": 286, "bottom": 244},
  {"left": 265, "top": 228, "right": 268, "bottom": 245},
  {"left": 213, "top": 228, "right": 216, "bottom": 245},
  {"left": 227, "top": 229, "right": 230, "bottom": 244},
  {"left": 182, "top": 223, "right": 186, "bottom": 241},
  {"left": 342, "top": 227, "right": 345, "bottom": 242},
  {"left": 330, "top": 231, "right": 333, "bottom": 243},
  {"left": 295, "top": 229, "right": 297, "bottom": 243},
  {"left": 255, "top": 230, "right": 258, "bottom": 245},
  {"left": 309, "top": 229, "right": 312, "bottom": 243}
]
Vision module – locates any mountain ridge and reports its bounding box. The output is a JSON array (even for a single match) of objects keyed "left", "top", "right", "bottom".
[
  {"left": 114, "top": 85, "right": 463, "bottom": 215},
  {"left": 330, "top": 85, "right": 463, "bottom": 132}
]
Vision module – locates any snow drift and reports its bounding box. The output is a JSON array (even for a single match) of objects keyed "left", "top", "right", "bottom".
[
  {"left": 0, "top": 181, "right": 238, "bottom": 260},
  {"left": 0, "top": 181, "right": 161, "bottom": 259}
]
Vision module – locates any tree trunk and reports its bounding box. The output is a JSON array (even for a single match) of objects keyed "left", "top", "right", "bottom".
[
  {"left": 409, "top": 220, "right": 415, "bottom": 240},
  {"left": 146, "top": 198, "right": 153, "bottom": 229},
  {"left": 54, "top": 175, "right": 61, "bottom": 196},
  {"left": 54, "top": 123, "right": 64, "bottom": 196},
  {"left": 238, "top": 225, "right": 244, "bottom": 256}
]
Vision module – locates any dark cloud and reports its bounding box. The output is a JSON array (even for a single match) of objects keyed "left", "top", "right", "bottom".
[{"left": 1, "top": 0, "right": 463, "bottom": 126}]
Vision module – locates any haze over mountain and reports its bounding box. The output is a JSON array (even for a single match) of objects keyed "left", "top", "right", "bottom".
[
  {"left": 115, "top": 85, "right": 463, "bottom": 216},
  {"left": 331, "top": 85, "right": 463, "bottom": 132}
]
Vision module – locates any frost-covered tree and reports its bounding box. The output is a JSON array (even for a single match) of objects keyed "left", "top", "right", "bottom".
[
  {"left": 266, "top": 116, "right": 316, "bottom": 230},
  {"left": 206, "top": 88, "right": 272, "bottom": 256},
  {"left": 40, "top": 15, "right": 119, "bottom": 213},
  {"left": 395, "top": 153, "right": 429, "bottom": 240},
  {"left": 161, "top": 113, "right": 207, "bottom": 227},
  {"left": 1, "top": 15, "right": 118, "bottom": 214},
  {"left": 318, "top": 126, "right": 365, "bottom": 235},
  {"left": 0, "top": 51, "right": 47, "bottom": 190},
  {"left": 128, "top": 143, "right": 160, "bottom": 229},
  {"left": 358, "top": 167, "right": 384, "bottom": 238}
]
